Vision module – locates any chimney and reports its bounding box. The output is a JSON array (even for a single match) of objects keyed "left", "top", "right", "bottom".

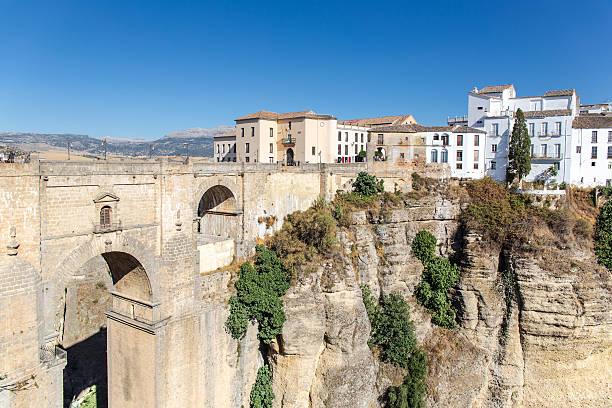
[{"left": 472, "top": 87, "right": 478, "bottom": 93}]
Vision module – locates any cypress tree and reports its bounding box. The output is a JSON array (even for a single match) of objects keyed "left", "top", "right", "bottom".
[{"left": 507, "top": 108, "right": 531, "bottom": 184}]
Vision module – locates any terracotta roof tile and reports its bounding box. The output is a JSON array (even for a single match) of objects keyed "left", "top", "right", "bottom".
[
  {"left": 371, "top": 124, "right": 486, "bottom": 134},
  {"left": 339, "top": 115, "right": 416, "bottom": 127},
  {"left": 522, "top": 109, "right": 572, "bottom": 118},
  {"left": 544, "top": 89, "right": 575, "bottom": 97},
  {"left": 235, "top": 110, "right": 335, "bottom": 121},
  {"left": 572, "top": 115, "right": 612, "bottom": 129},
  {"left": 478, "top": 84, "right": 514, "bottom": 94}
]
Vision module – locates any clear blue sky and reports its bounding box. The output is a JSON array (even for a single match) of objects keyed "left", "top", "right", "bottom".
[{"left": 1, "top": 0, "right": 611, "bottom": 139}]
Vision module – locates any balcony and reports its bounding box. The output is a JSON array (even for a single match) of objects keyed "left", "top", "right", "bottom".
[
  {"left": 281, "top": 137, "right": 296, "bottom": 145},
  {"left": 94, "top": 221, "right": 122, "bottom": 234},
  {"left": 538, "top": 131, "right": 562, "bottom": 137},
  {"left": 531, "top": 154, "right": 562, "bottom": 161}
]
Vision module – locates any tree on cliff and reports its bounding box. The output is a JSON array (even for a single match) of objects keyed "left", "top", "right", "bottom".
[{"left": 506, "top": 108, "right": 531, "bottom": 184}]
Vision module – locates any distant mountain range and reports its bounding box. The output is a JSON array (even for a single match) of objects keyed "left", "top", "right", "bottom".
[{"left": 0, "top": 126, "right": 234, "bottom": 157}]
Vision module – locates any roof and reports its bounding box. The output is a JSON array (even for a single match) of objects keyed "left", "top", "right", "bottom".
[
  {"left": 478, "top": 84, "right": 514, "bottom": 94},
  {"left": 338, "top": 114, "right": 417, "bottom": 127},
  {"left": 580, "top": 103, "right": 610, "bottom": 108},
  {"left": 235, "top": 110, "right": 335, "bottom": 121},
  {"left": 572, "top": 115, "right": 612, "bottom": 129},
  {"left": 214, "top": 132, "right": 236, "bottom": 139},
  {"left": 544, "top": 89, "right": 575, "bottom": 97},
  {"left": 371, "top": 124, "right": 486, "bottom": 134},
  {"left": 522, "top": 109, "right": 572, "bottom": 118}
]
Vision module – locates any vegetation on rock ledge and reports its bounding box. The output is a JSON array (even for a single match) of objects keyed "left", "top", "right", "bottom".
[
  {"left": 249, "top": 365, "right": 274, "bottom": 408},
  {"left": 413, "top": 231, "right": 460, "bottom": 329},
  {"left": 595, "top": 200, "right": 612, "bottom": 270}
]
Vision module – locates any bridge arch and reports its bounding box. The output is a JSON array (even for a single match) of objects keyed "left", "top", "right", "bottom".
[{"left": 194, "top": 178, "right": 242, "bottom": 240}]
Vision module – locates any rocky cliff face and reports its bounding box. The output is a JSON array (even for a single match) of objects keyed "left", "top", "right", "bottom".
[{"left": 267, "top": 195, "right": 612, "bottom": 407}]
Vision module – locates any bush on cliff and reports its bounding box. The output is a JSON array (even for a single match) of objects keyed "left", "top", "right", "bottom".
[
  {"left": 269, "top": 204, "right": 337, "bottom": 276},
  {"left": 225, "top": 245, "right": 290, "bottom": 344},
  {"left": 250, "top": 365, "right": 274, "bottom": 408},
  {"left": 595, "top": 200, "right": 612, "bottom": 270},
  {"left": 353, "top": 171, "right": 384, "bottom": 197},
  {"left": 361, "top": 285, "right": 418, "bottom": 368},
  {"left": 386, "top": 348, "right": 427, "bottom": 408},
  {"left": 412, "top": 231, "right": 460, "bottom": 329}
]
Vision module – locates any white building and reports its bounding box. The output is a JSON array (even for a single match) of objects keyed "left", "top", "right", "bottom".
[
  {"left": 335, "top": 124, "right": 369, "bottom": 163},
  {"left": 570, "top": 115, "right": 612, "bottom": 187},
  {"left": 213, "top": 132, "right": 237, "bottom": 162},
  {"left": 462, "top": 85, "right": 578, "bottom": 184}
]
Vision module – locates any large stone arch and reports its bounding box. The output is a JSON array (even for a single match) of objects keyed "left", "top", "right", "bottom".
[
  {"left": 56, "top": 234, "right": 158, "bottom": 301},
  {"left": 194, "top": 177, "right": 242, "bottom": 241}
]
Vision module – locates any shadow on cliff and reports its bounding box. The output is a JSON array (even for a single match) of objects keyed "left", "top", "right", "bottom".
[{"left": 63, "top": 328, "right": 108, "bottom": 408}]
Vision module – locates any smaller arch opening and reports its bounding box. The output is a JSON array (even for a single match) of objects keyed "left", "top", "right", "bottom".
[
  {"left": 197, "top": 185, "right": 239, "bottom": 240},
  {"left": 102, "top": 251, "right": 152, "bottom": 301},
  {"left": 198, "top": 185, "right": 237, "bottom": 217}
]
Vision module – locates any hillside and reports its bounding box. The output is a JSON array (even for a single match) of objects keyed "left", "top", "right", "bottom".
[{"left": 0, "top": 126, "right": 233, "bottom": 158}]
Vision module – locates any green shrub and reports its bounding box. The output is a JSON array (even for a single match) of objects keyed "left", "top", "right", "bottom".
[
  {"left": 226, "top": 245, "right": 290, "bottom": 344},
  {"left": 413, "top": 232, "right": 460, "bottom": 329},
  {"left": 361, "top": 286, "right": 417, "bottom": 368},
  {"left": 250, "top": 365, "right": 274, "bottom": 408},
  {"left": 595, "top": 200, "right": 612, "bottom": 270},
  {"left": 353, "top": 171, "right": 384, "bottom": 197},
  {"left": 386, "top": 348, "right": 427, "bottom": 408},
  {"left": 411, "top": 231, "right": 436, "bottom": 264}
]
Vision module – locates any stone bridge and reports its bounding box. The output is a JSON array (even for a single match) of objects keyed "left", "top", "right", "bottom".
[{"left": 0, "top": 158, "right": 415, "bottom": 407}]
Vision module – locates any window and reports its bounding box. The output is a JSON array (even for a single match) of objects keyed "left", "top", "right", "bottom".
[
  {"left": 400, "top": 153, "right": 405, "bottom": 159},
  {"left": 541, "top": 122, "right": 548, "bottom": 136},
  {"left": 345, "top": 132, "right": 349, "bottom": 142},
  {"left": 217, "top": 145, "right": 220, "bottom": 154},
  {"left": 441, "top": 150, "right": 448, "bottom": 163},
  {"left": 474, "top": 134, "right": 479, "bottom": 146},
  {"left": 338, "top": 145, "right": 342, "bottom": 155},
  {"left": 270, "top": 128, "right": 274, "bottom": 137},
  {"left": 577, "top": 146, "right": 582, "bottom": 154},
  {"left": 591, "top": 162, "right": 596, "bottom": 167},
  {"left": 345, "top": 145, "right": 348, "bottom": 155},
  {"left": 456, "top": 163, "right": 463, "bottom": 169},
  {"left": 492, "top": 124, "right": 499, "bottom": 136},
  {"left": 270, "top": 143, "right": 274, "bottom": 153},
  {"left": 100, "top": 206, "right": 112, "bottom": 228},
  {"left": 246, "top": 143, "right": 250, "bottom": 153},
  {"left": 269, "top": 157, "right": 274, "bottom": 163},
  {"left": 530, "top": 144, "right": 534, "bottom": 156},
  {"left": 222, "top": 144, "right": 225, "bottom": 153},
  {"left": 529, "top": 123, "right": 535, "bottom": 136},
  {"left": 555, "top": 144, "right": 561, "bottom": 158},
  {"left": 457, "top": 135, "right": 463, "bottom": 146},
  {"left": 541, "top": 144, "right": 547, "bottom": 157},
  {"left": 367, "top": 134, "right": 371, "bottom": 142},
  {"left": 592, "top": 131, "right": 598, "bottom": 143},
  {"left": 245, "top": 157, "right": 250, "bottom": 163},
  {"left": 477, "top": 106, "right": 483, "bottom": 110},
  {"left": 474, "top": 150, "right": 479, "bottom": 162},
  {"left": 607, "top": 179, "right": 611, "bottom": 187},
  {"left": 433, "top": 134, "right": 439, "bottom": 141},
  {"left": 608, "top": 146, "right": 612, "bottom": 159},
  {"left": 592, "top": 146, "right": 598, "bottom": 159},
  {"left": 431, "top": 150, "right": 438, "bottom": 163},
  {"left": 354, "top": 133, "right": 358, "bottom": 143},
  {"left": 354, "top": 145, "right": 358, "bottom": 154},
  {"left": 608, "top": 131, "right": 612, "bottom": 143},
  {"left": 457, "top": 150, "right": 463, "bottom": 161},
  {"left": 477, "top": 120, "right": 483, "bottom": 124},
  {"left": 474, "top": 162, "right": 479, "bottom": 170},
  {"left": 288, "top": 121, "right": 292, "bottom": 130},
  {"left": 491, "top": 161, "right": 497, "bottom": 170},
  {"left": 361, "top": 134, "right": 364, "bottom": 143},
  {"left": 554, "top": 162, "right": 560, "bottom": 171},
  {"left": 491, "top": 144, "right": 498, "bottom": 152},
  {"left": 378, "top": 134, "right": 384, "bottom": 144},
  {"left": 241, "top": 128, "right": 245, "bottom": 137},
  {"left": 312, "top": 146, "right": 316, "bottom": 155},
  {"left": 251, "top": 127, "right": 255, "bottom": 137},
  {"left": 338, "top": 131, "right": 341, "bottom": 141},
  {"left": 441, "top": 134, "right": 449, "bottom": 146},
  {"left": 555, "top": 122, "right": 561, "bottom": 135}
]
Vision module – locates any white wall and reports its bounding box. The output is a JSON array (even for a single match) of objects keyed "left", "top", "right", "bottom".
[
  {"left": 425, "top": 131, "right": 485, "bottom": 179},
  {"left": 570, "top": 127, "right": 612, "bottom": 187}
]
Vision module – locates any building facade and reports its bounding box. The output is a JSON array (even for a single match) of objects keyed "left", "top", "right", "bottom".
[
  {"left": 369, "top": 124, "right": 486, "bottom": 179},
  {"left": 213, "top": 132, "right": 237, "bottom": 162}
]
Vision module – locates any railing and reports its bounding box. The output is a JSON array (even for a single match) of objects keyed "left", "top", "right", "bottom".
[
  {"left": 93, "top": 221, "right": 122, "bottom": 234},
  {"left": 531, "top": 154, "right": 562, "bottom": 161},
  {"left": 538, "top": 131, "right": 562, "bottom": 137},
  {"left": 40, "top": 344, "right": 67, "bottom": 365},
  {"left": 485, "top": 110, "right": 513, "bottom": 117},
  {"left": 281, "top": 137, "right": 296, "bottom": 145},
  {"left": 447, "top": 115, "right": 467, "bottom": 125}
]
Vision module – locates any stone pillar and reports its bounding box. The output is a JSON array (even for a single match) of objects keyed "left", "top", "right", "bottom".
[{"left": 106, "top": 292, "right": 169, "bottom": 408}]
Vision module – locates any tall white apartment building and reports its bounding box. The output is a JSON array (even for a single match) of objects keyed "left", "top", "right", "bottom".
[
  {"left": 570, "top": 115, "right": 612, "bottom": 187},
  {"left": 335, "top": 124, "right": 369, "bottom": 163},
  {"left": 213, "top": 132, "right": 237, "bottom": 162}
]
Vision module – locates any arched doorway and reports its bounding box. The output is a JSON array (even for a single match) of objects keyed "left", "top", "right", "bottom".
[
  {"left": 61, "top": 251, "right": 152, "bottom": 408},
  {"left": 286, "top": 148, "right": 294, "bottom": 165},
  {"left": 197, "top": 185, "right": 239, "bottom": 240}
]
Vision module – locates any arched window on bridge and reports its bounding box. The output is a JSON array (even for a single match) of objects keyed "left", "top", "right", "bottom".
[
  {"left": 100, "top": 206, "right": 112, "bottom": 229},
  {"left": 197, "top": 185, "right": 239, "bottom": 241}
]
